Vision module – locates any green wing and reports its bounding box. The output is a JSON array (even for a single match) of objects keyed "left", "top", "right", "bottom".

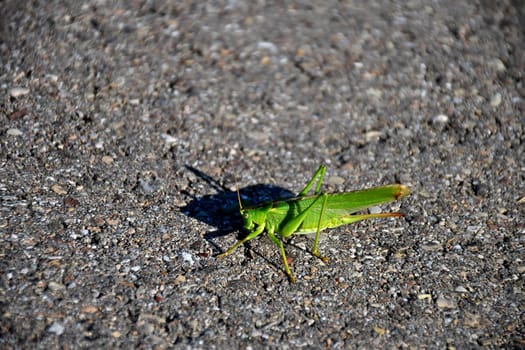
[{"left": 274, "top": 184, "right": 409, "bottom": 234}]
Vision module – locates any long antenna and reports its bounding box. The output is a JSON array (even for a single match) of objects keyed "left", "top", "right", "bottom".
[{"left": 235, "top": 175, "right": 243, "bottom": 210}]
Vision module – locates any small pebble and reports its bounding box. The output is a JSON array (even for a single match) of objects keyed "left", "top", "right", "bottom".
[
  {"left": 368, "top": 206, "right": 382, "bottom": 214},
  {"left": 81, "top": 305, "right": 98, "bottom": 313},
  {"left": 51, "top": 184, "right": 68, "bottom": 195},
  {"left": 466, "top": 225, "right": 480, "bottom": 233},
  {"left": 161, "top": 133, "right": 178, "bottom": 145},
  {"left": 7, "top": 128, "right": 23, "bottom": 136},
  {"left": 64, "top": 196, "right": 80, "bottom": 208},
  {"left": 106, "top": 218, "right": 119, "bottom": 226},
  {"left": 138, "top": 179, "right": 156, "bottom": 193},
  {"left": 260, "top": 56, "right": 271, "bottom": 65},
  {"left": 9, "top": 87, "right": 30, "bottom": 98},
  {"left": 48, "top": 322, "right": 65, "bottom": 335},
  {"left": 433, "top": 114, "right": 449, "bottom": 124},
  {"left": 8, "top": 109, "right": 28, "bottom": 120},
  {"left": 488, "top": 58, "right": 506, "bottom": 72},
  {"left": 256, "top": 41, "right": 278, "bottom": 53},
  {"left": 436, "top": 295, "right": 456, "bottom": 309},
  {"left": 48, "top": 281, "right": 66, "bottom": 292},
  {"left": 463, "top": 312, "right": 481, "bottom": 328},
  {"left": 181, "top": 252, "right": 194, "bottom": 265},
  {"left": 421, "top": 241, "right": 442, "bottom": 251},
  {"left": 490, "top": 93, "right": 502, "bottom": 107},
  {"left": 247, "top": 131, "right": 268, "bottom": 141},
  {"left": 366, "top": 88, "right": 382, "bottom": 99},
  {"left": 455, "top": 286, "right": 468, "bottom": 293},
  {"left": 327, "top": 176, "right": 345, "bottom": 185},
  {"left": 373, "top": 325, "right": 386, "bottom": 335},
  {"left": 175, "top": 274, "right": 186, "bottom": 284},
  {"left": 365, "top": 130, "right": 382, "bottom": 142},
  {"left": 102, "top": 155, "right": 113, "bottom": 164}
]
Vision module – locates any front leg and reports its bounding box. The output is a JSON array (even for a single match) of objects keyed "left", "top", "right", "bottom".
[{"left": 217, "top": 223, "right": 265, "bottom": 258}]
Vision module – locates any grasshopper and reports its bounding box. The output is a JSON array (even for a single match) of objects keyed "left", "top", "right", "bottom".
[{"left": 217, "top": 165, "right": 410, "bottom": 282}]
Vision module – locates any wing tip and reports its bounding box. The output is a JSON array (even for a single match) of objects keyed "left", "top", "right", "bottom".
[{"left": 395, "top": 185, "right": 411, "bottom": 200}]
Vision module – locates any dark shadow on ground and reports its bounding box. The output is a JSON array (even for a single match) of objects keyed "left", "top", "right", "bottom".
[{"left": 180, "top": 165, "right": 295, "bottom": 253}]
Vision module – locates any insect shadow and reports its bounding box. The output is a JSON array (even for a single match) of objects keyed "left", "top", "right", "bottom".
[{"left": 180, "top": 165, "right": 295, "bottom": 255}]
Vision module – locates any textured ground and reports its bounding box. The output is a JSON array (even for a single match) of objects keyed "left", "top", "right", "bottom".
[{"left": 1, "top": 0, "right": 524, "bottom": 349}]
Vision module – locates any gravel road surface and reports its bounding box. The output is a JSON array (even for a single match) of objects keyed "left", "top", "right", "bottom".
[{"left": 1, "top": 1, "right": 524, "bottom": 348}]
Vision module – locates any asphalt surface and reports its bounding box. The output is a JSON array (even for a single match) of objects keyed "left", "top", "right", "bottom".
[{"left": 1, "top": 1, "right": 524, "bottom": 349}]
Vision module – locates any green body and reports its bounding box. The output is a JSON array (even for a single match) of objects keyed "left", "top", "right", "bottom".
[{"left": 217, "top": 165, "right": 410, "bottom": 282}]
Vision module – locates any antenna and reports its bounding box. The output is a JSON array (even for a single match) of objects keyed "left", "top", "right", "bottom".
[{"left": 235, "top": 175, "right": 243, "bottom": 210}]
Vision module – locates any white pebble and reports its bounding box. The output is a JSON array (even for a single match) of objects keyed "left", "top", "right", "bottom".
[
  {"left": 9, "top": 87, "right": 30, "bottom": 98},
  {"left": 7, "top": 128, "right": 23, "bottom": 136},
  {"left": 455, "top": 286, "right": 468, "bottom": 293},
  {"left": 48, "top": 322, "right": 65, "bottom": 335},
  {"left": 489, "top": 58, "right": 506, "bottom": 72},
  {"left": 368, "top": 206, "right": 382, "bottom": 214},
  {"left": 490, "top": 93, "right": 502, "bottom": 107},
  {"left": 256, "top": 41, "right": 278, "bottom": 53},
  {"left": 181, "top": 252, "right": 194, "bottom": 265},
  {"left": 433, "top": 114, "right": 449, "bottom": 124},
  {"left": 161, "top": 133, "right": 178, "bottom": 145}
]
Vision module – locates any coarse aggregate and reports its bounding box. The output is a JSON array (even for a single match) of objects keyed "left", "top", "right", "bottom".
[{"left": 1, "top": 0, "right": 524, "bottom": 349}]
